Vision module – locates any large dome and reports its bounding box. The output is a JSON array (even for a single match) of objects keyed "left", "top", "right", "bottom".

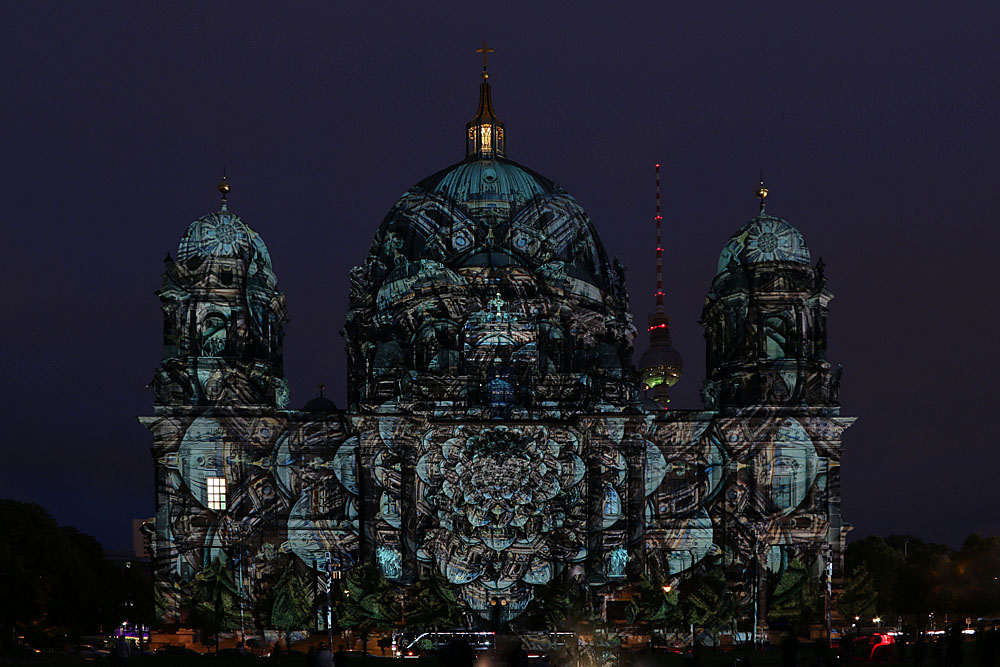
[
  {"left": 717, "top": 213, "right": 810, "bottom": 274},
  {"left": 363, "top": 158, "right": 615, "bottom": 294},
  {"left": 344, "top": 156, "right": 637, "bottom": 414},
  {"left": 343, "top": 74, "right": 638, "bottom": 415}
]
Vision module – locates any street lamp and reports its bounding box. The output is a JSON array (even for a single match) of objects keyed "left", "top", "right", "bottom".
[
  {"left": 489, "top": 597, "right": 507, "bottom": 633},
  {"left": 323, "top": 552, "right": 335, "bottom": 653},
  {"left": 231, "top": 521, "right": 248, "bottom": 650},
  {"left": 661, "top": 586, "right": 673, "bottom": 649}
]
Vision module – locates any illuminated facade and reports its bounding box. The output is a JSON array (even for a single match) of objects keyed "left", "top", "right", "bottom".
[{"left": 141, "top": 68, "right": 851, "bottom": 635}]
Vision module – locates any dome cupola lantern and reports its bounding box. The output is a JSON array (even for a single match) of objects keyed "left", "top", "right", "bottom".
[{"left": 466, "top": 42, "right": 505, "bottom": 159}]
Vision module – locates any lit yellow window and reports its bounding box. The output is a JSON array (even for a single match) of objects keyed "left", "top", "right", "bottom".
[
  {"left": 478, "top": 124, "right": 493, "bottom": 151},
  {"left": 207, "top": 476, "right": 227, "bottom": 510}
]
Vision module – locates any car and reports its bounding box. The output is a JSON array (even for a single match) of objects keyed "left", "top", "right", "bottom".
[
  {"left": 213, "top": 648, "right": 257, "bottom": 658},
  {"left": 155, "top": 645, "right": 202, "bottom": 656},
  {"left": 73, "top": 645, "right": 111, "bottom": 660},
  {"left": 851, "top": 633, "right": 896, "bottom": 662}
]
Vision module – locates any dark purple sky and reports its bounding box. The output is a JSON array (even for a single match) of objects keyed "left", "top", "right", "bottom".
[{"left": 1, "top": 3, "right": 997, "bottom": 551}]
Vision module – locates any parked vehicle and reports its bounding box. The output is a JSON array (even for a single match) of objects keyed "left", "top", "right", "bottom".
[
  {"left": 851, "top": 633, "right": 895, "bottom": 662},
  {"left": 399, "top": 631, "right": 496, "bottom": 657},
  {"left": 73, "top": 645, "right": 110, "bottom": 660},
  {"left": 214, "top": 648, "right": 255, "bottom": 658},
  {"left": 155, "top": 645, "right": 202, "bottom": 656}
]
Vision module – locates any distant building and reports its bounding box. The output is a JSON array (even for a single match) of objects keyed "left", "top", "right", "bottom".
[{"left": 141, "top": 63, "right": 850, "bottom": 636}]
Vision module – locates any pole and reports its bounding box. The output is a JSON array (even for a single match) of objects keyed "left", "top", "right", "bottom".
[
  {"left": 662, "top": 585, "right": 673, "bottom": 651},
  {"left": 236, "top": 525, "right": 246, "bottom": 649},
  {"left": 325, "top": 552, "right": 334, "bottom": 651},
  {"left": 238, "top": 552, "right": 245, "bottom": 648},
  {"left": 825, "top": 553, "right": 833, "bottom": 644},
  {"left": 752, "top": 535, "right": 760, "bottom": 650}
]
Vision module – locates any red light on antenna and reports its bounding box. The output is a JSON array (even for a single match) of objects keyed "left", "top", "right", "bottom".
[{"left": 655, "top": 163, "right": 660, "bottom": 168}]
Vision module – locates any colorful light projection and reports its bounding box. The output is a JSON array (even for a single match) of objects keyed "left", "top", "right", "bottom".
[{"left": 144, "top": 121, "right": 848, "bottom": 630}]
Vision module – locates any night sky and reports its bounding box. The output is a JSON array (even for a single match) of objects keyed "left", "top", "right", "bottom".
[{"left": 1, "top": 2, "right": 997, "bottom": 551}]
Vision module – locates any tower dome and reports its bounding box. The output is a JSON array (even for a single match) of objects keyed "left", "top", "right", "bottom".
[
  {"left": 176, "top": 209, "right": 277, "bottom": 289},
  {"left": 152, "top": 179, "right": 289, "bottom": 408},
  {"left": 702, "top": 186, "right": 837, "bottom": 410},
  {"left": 717, "top": 212, "right": 810, "bottom": 275}
]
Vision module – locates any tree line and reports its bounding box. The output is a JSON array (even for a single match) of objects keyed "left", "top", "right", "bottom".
[
  {"left": 0, "top": 500, "right": 153, "bottom": 651},
  {"left": 839, "top": 533, "right": 1000, "bottom": 628},
  {"left": 4, "top": 497, "right": 998, "bottom": 650}
]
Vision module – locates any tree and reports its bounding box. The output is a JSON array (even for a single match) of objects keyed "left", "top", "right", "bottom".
[
  {"left": 403, "top": 570, "right": 464, "bottom": 630},
  {"left": 837, "top": 565, "right": 878, "bottom": 622},
  {"left": 48, "top": 527, "right": 104, "bottom": 636},
  {"left": 845, "top": 536, "right": 903, "bottom": 616},
  {"left": 529, "top": 576, "right": 601, "bottom": 631},
  {"left": 627, "top": 575, "right": 674, "bottom": 629},
  {"left": 271, "top": 562, "right": 312, "bottom": 636},
  {"left": 338, "top": 564, "right": 400, "bottom": 656},
  {"left": 950, "top": 534, "right": 1000, "bottom": 616},
  {"left": 889, "top": 537, "right": 952, "bottom": 621},
  {"left": 182, "top": 555, "right": 241, "bottom": 650},
  {"left": 0, "top": 500, "right": 115, "bottom": 647},
  {"left": 675, "top": 570, "right": 740, "bottom": 636},
  {"left": 628, "top": 571, "right": 739, "bottom": 642},
  {"left": 768, "top": 559, "right": 822, "bottom": 636}
]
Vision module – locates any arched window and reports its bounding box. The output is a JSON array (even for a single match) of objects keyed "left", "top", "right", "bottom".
[
  {"left": 200, "top": 314, "right": 227, "bottom": 357},
  {"left": 765, "top": 315, "right": 788, "bottom": 360}
]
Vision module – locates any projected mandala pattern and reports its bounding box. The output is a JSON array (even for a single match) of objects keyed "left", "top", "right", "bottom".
[
  {"left": 144, "top": 163, "right": 850, "bottom": 629},
  {"left": 145, "top": 409, "right": 847, "bottom": 625}
]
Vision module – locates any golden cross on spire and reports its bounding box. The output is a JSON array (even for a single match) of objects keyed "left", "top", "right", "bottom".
[
  {"left": 476, "top": 41, "right": 494, "bottom": 79},
  {"left": 756, "top": 170, "right": 768, "bottom": 212}
]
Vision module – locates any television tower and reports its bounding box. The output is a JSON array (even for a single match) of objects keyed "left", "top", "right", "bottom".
[{"left": 637, "top": 163, "right": 683, "bottom": 407}]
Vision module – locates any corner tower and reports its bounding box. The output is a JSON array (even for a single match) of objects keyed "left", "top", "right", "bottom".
[
  {"left": 700, "top": 183, "right": 839, "bottom": 410},
  {"left": 152, "top": 178, "right": 289, "bottom": 408}
]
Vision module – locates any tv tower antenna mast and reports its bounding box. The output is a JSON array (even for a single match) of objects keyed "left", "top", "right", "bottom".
[{"left": 637, "top": 162, "right": 683, "bottom": 407}]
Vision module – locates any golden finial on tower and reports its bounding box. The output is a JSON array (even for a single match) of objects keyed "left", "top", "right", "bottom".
[
  {"left": 756, "top": 172, "right": 768, "bottom": 212},
  {"left": 217, "top": 171, "right": 230, "bottom": 210},
  {"left": 476, "top": 41, "right": 494, "bottom": 79}
]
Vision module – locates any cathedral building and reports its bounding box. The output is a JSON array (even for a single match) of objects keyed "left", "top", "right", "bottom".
[{"left": 141, "top": 61, "right": 851, "bottom": 638}]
